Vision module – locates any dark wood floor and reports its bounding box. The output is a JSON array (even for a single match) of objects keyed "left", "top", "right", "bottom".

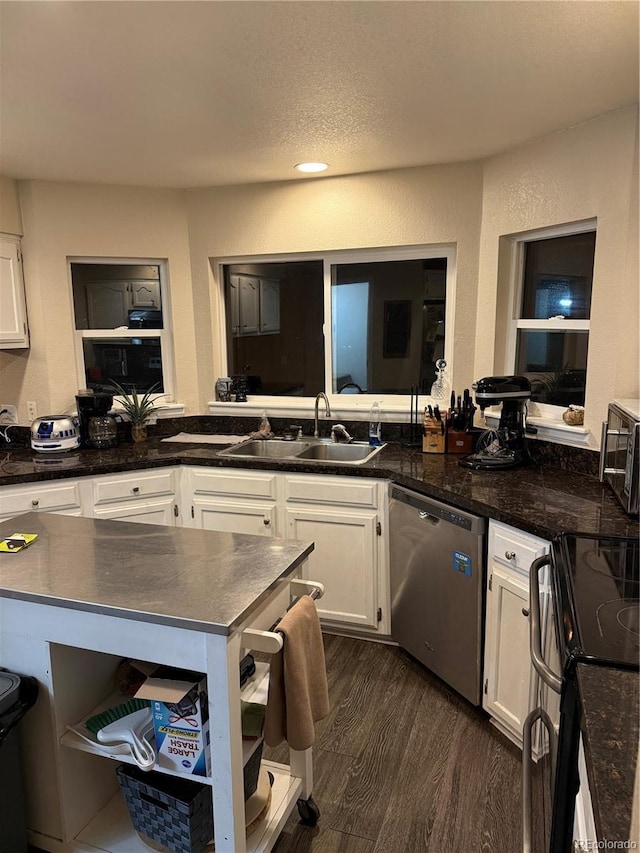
[{"left": 266, "top": 634, "right": 524, "bottom": 853}]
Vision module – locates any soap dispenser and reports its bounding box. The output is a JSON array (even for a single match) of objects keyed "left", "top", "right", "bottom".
[{"left": 369, "top": 402, "right": 382, "bottom": 447}]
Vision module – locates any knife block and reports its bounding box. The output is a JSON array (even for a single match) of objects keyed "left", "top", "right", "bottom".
[
  {"left": 423, "top": 416, "right": 446, "bottom": 454},
  {"left": 446, "top": 430, "right": 474, "bottom": 454}
]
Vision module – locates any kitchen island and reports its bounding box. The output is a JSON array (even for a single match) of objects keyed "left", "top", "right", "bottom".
[{"left": 0, "top": 512, "right": 315, "bottom": 853}]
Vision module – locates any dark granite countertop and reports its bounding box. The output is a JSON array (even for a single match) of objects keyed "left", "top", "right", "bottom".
[
  {"left": 0, "top": 436, "right": 637, "bottom": 542},
  {"left": 577, "top": 665, "right": 639, "bottom": 845}
]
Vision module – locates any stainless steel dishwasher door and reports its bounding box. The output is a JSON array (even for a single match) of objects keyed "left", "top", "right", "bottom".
[{"left": 389, "top": 485, "right": 487, "bottom": 705}]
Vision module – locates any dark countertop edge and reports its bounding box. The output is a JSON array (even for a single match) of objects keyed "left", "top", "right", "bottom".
[
  {"left": 1, "top": 439, "right": 637, "bottom": 542},
  {"left": 577, "top": 664, "right": 639, "bottom": 844},
  {"left": 0, "top": 540, "right": 313, "bottom": 636}
]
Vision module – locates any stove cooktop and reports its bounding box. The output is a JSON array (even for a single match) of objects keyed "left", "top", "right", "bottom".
[{"left": 552, "top": 533, "right": 640, "bottom": 669}]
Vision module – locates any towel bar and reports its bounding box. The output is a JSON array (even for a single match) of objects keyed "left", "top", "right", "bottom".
[{"left": 240, "top": 578, "right": 325, "bottom": 654}]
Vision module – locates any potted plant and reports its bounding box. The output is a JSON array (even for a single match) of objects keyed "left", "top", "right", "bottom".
[{"left": 109, "top": 382, "right": 162, "bottom": 443}]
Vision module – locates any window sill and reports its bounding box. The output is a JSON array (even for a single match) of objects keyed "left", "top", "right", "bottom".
[
  {"left": 207, "top": 397, "right": 428, "bottom": 421},
  {"left": 148, "top": 403, "right": 185, "bottom": 423},
  {"left": 484, "top": 410, "right": 594, "bottom": 449}
]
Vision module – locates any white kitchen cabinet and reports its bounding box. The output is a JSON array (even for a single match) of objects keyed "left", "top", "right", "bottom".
[
  {"left": 182, "top": 467, "right": 389, "bottom": 634},
  {"left": 483, "top": 520, "right": 549, "bottom": 748},
  {"left": 0, "top": 235, "right": 29, "bottom": 348},
  {"left": 182, "top": 467, "right": 278, "bottom": 536},
  {"left": 229, "top": 274, "right": 280, "bottom": 337},
  {"left": 573, "top": 733, "right": 598, "bottom": 851},
  {"left": 0, "top": 479, "right": 83, "bottom": 522},
  {"left": 88, "top": 469, "right": 178, "bottom": 526},
  {"left": 282, "top": 473, "right": 385, "bottom": 632},
  {"left": 86, "top": 279, "right": 161, "bottom": 328},
  {"left": 259, "top": 279, "right": 280, "bottom": 333}
]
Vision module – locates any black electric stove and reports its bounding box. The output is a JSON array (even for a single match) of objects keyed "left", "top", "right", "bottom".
[
  {"left": 545, "top": 533, "right": 639, "bottom": 852},
  {"left": 552, "top": 533, "right": 639, "bottom": 671}
]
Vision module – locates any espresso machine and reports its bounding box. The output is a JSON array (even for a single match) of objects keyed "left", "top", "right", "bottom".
[
  {"left": 459, "top": 375, "right": 532, "bottom": 470},
  {"left": 76, "top": 391, "right": 118, "bottom": 449}
]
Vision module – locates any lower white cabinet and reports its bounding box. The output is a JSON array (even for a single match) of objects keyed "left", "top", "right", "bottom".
[
  {"left": 181, "top": 467, "right": 389, "bottom": 634},
  {"left": 0, "top": 479, "right": 83, "bottom": 522},
  {"left": 88, "top": 469, "right": 178, "bottom": 526},
  {"left": 483, "top": 520, "right": 550, "bottom": 748}
]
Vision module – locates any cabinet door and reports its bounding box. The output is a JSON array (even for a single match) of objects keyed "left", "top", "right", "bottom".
[
  {"left": 0, "top": 480, "right": 83, "bottom": 522},
  {"left": 193, "top": 498, "right": 277, "bottom": 536},
  {"left": 87, "top": 281, "right": 130, "bottom": 328},
  {"left": 238, "top": 276, "right": 259, "bottom": 335},
  {"left": 259, "top": 279, "right": 280, "bottom": 333},
  {"left": 285, "top": 506, "right": 379, "bottom": 629},
  {"left": 92, "top": 497, "right": 176, "bottom": 526},
  {"left": 228, "top": 275, "right": 241, "bottom": 336},
  {"left": 130, "top": 280, "right": 161, "bottom": 309},
  {"left": 0, "top": 236, "right": 29, "bottom": 348},
  {"left": 483, "top": 562, "right": 531, "bottom": 741}
]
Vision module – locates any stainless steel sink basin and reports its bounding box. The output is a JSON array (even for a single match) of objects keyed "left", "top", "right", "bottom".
[
  {"left": 218, "top": 438, "right": 385, "bottom": 465},
  {"left": 295, "top": 442, "right": 383, "bottom": 463},
  {"left": 219, "top": 439, "right": 311, "bottom": 458}
]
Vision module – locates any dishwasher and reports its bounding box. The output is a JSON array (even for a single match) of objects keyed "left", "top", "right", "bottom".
[{"left": 389, "top": 484, "right": 487, "bottom": 705}]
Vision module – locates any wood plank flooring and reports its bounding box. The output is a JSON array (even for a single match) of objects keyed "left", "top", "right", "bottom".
[{"left": 266, "top": 634, "right": 524, "bottom": 853}]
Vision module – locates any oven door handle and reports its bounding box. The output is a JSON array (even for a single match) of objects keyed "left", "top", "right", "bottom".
[
  {"left": 529, "top": 554, "right": 562, "bottom": 694},
  {"left": 522, "top": 706, "right": 556, "bottom": 853}
]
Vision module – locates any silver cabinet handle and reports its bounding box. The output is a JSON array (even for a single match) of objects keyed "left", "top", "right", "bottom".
[
  {"left": 31, "top": 498, "right": 39, "bottom": 507},
  {"left": 529, "top": 554, "right": 562, "bottom": 693},
  {"left": 522, "top": 607, "right": 530, "bottom": 617},
  {"left": 505, "top": 551, "right": 516, "bottom": 561},
  {"left": 522, "top": 706, "right": 555, "bottom": 853},
  {"left": 132, "top": 486, "right": 140, "bottom": 494},
  {"left": 263, "top": 518, "right": 270, "bottom": 526}
]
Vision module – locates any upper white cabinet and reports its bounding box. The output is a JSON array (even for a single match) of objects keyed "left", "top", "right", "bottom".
[
  {"left": 0, "top": 235, "right": 29, "bottom": 348},
  {"left": 229, "top": 274, "right": 280, "bottom": 337},
  {"left": 86, "top": 279, "right": 161, "bottom": 328},
  {"left": 483, "top": 519, "right": 550, "bottom": 748}
]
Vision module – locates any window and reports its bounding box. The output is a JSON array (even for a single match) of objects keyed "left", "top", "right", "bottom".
[
  {"left": 220, "top": 246, "right": 454, "bottom": 403},
  {"left": 510, "top": 224, "right": 595, "bottom": 410},
  {"left": 70, "top": 260, "right": 173, "bottom": 397}
]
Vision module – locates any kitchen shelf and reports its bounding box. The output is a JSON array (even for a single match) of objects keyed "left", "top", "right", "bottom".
[
  {"left": 72, "top": 761, "right": 302, "bottom": 853},
  {"left": 60, "top": 662, "right": 271, "bottom": 782}
]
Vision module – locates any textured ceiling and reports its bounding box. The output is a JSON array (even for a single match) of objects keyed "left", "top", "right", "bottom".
[{"left": 0, "top": 1, "right": 638, "bottom": 189}]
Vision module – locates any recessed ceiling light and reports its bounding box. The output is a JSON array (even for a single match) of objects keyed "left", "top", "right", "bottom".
[{"left": 295, "top": 162, "right": 329, "bottom": 174}]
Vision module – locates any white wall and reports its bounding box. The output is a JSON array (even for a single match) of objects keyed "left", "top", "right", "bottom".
[
  {"left": 476, "top": 105, "right": 639, "bottom": 440},
  {"left": 4, "top": 181, "right": 198, "bottom": 421},
  {"left": 186, "top": 161, "right": 484, "bottom": 404}
]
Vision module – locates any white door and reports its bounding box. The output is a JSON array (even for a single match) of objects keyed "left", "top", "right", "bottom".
[
  {"left": 259, "top": 279, "right": 280, "bottom": 333},
  {"left": 0, "top": 236, "right": 29, "bottom": 347},
  {"left": 285, "top": 506, "right": 379, "bottom": 629},
  {"left": 483, "top": 562, "right": 532, "bottom": 740},
  {"left": 192, "top": 499, "right": 277, "bottom": 536},
  {"left": 87, "top": 281, "right": 130, "bottom": 329},
  {"left": 238, "top": 276, "right": 259, "bottom": 335},
  {"left": 92, "top": 497, "right": 176, "bottom": 526},
  {"left": 130, "top": 281, "right": 161, "bottom": 309}
]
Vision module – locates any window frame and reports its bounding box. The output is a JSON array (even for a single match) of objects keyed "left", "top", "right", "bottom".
[
  {"left": 213, "top": 243, "right": 457, "bottom": 415},
  {"left": 499, "top": 219, "right": 596, "bottom": 440},
  {"left": 69, "top": 256, "right": 177, "bottom": 405}
]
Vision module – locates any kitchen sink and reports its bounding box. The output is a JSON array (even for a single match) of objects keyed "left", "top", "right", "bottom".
[
  {"left": 220, "top": 439, "right": 312, "bottom": 458},
  {"left": 218, "top": 438, "right": 385, "bottom": 465},
  {"left": 295, "top": 442, "right": 383, "bottom": 463}
]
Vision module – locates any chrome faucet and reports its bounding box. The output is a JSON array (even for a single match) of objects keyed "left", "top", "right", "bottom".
[{"left": 314, "top": 392, "right": 332, "bottom": 438}]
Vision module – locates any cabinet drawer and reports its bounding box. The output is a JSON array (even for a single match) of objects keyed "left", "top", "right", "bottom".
[
  {"left": 491, "top": 522, "right": 548, "bottom": 574},
  {"left": 0, "top": 480, "right": 82, "bottom": 516},
  {"left": 92, "top": 470, "right": 176, "bottom": 505},
  {"left": 284, "top": 474, "right": 378, "bottom": 508},
  {"left": 189, "top": 468, "right": 278, "bottom": 500}
]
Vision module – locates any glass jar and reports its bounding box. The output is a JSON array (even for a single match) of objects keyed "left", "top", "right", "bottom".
[{"left": 87, "top": 415, "right": 117, "bottom": 448}]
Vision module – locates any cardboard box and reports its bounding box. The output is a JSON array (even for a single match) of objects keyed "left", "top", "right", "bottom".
[{"left": 135, "top": 667, "right": 211, "bottom": 778}]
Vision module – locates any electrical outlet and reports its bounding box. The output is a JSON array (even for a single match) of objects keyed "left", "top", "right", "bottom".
[
  {"left": 26, "top": 401, "right": 38, "bottom": 422},
  {"left": 0, "top": 405, "right": 18, "bottom": 425}
]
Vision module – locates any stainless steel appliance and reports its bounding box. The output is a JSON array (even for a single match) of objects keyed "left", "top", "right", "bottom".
[
  {"left": 30, "top": 415, "right": 81, "bottom": 452},
  {"left": 523, "top": 533, "right": 639, "bottom": 853},
  {"left": 600, "top": 399, "right": 640, "bottom": 516},
  {"left": 389, "top": 485, "right": 487, "bottom": 705},
  {"left": 459, "top": 375, "right": 532, "bottom": 470}
]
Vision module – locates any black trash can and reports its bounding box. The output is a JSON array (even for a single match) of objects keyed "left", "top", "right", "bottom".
[{"left": 0, "top": 670, "right": 39, "bottom": 853}]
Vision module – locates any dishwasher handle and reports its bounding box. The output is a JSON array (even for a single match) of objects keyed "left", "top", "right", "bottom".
[{"left": 418, "top": 510, "right": 440, "bottom": 524}]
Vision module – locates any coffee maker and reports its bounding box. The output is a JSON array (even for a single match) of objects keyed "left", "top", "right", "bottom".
[
  {"left": 76, "top": 391, "right": 118, "bottom": 449},
  {"left": 459, "top": 375, "right": 531, "bottom": 470}
]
